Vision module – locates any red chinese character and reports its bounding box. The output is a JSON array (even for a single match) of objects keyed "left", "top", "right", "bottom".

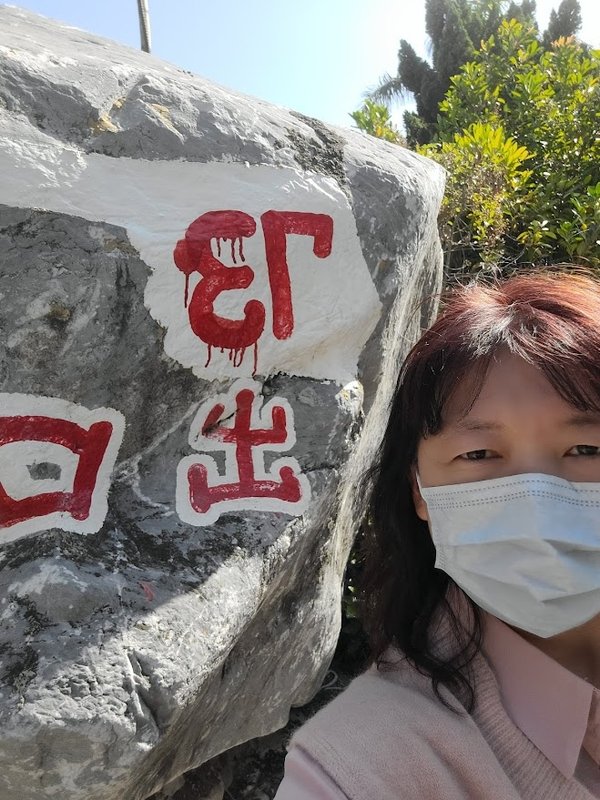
[
  {"left": 177, "top": 381, "right": 309, "bottom": 524},
  {"left": 0, "top": 395, "right": 124, "bottom": 542},
  {"left": 173, "top": 210, "right": 333, "bottom": 373},
  {"left": 260, "top": 210, "right": 333, "bottom": 340},
  {"left": 173, "top": 210, "right": 265, "bottom": 371},
  {"left": 0, "top": 415, "right": 115, "bottom": 530}
]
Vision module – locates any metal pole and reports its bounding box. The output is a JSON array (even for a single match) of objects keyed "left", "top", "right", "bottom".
[{"left": 137, "top": 0, "right": 151, "bottom": 53}]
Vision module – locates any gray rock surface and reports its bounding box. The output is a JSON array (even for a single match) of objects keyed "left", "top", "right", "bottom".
[{"left": 0, "top": 6, "right": 445, "bottom": 799}]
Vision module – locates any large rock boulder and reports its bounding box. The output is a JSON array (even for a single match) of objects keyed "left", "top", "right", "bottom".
[{"left": 0, "top": 6, "right": 445, "bottom": 799}]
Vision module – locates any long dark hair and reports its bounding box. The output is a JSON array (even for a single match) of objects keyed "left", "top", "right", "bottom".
[{"left": 359, "top": 269, "right": 600, "bottom": 711}]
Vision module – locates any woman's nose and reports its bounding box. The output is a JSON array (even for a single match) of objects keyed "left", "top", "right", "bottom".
[{"left": 507, "top": 456, "right": 563, "bottom": 479}]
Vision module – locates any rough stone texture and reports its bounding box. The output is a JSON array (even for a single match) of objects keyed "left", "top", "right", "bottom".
[
  {"left": 146, "top": 661, "right": 356, "bottom": 800},
  {"left": 0, "top": 6, "right": 445, "bottom": 800}
]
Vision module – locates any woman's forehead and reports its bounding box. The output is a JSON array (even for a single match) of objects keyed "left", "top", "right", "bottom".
[{"left": 441, "top": 352, "right": 579, "bottom": 428}]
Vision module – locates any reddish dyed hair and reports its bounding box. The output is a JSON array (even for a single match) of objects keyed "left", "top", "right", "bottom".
[{"left": 359, "top": 269, "right": 600, "bottom": 710}]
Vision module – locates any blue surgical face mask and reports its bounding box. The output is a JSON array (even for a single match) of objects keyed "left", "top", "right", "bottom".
[{"left": 417, "top": 472, "right": 600, "bottom": 637}]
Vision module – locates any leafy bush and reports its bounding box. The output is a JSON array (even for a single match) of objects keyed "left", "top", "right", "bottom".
[
  {"left": 350, "top": 100, "right": 405, "bottom": 144},
  {"left": 419, "top": 20, "right": 600, "bottom": 272}
]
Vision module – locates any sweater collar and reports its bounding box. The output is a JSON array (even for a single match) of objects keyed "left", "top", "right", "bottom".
[{"left": 482, "top": 612, "right": 595, "bottom": 778}]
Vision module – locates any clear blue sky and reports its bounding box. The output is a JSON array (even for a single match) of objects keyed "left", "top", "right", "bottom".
[{"left": 9, "top": 1, "right": 600, "bottom": 129}]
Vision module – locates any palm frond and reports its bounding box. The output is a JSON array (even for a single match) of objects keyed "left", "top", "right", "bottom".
[{"left": 364, "top": 73, "right": 409, "bottom": 105}]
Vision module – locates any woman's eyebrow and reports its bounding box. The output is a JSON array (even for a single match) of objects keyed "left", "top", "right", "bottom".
[
  {"left": 563, "top": 413, "right": 600, "bottom": 427},
  {"left": 451, "top": 418, "right": 504, "bottom": 432},
  {"left": 451, "top": 415, "right": 600, "bottom": 432}
]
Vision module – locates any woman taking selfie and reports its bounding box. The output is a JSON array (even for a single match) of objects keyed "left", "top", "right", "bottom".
[{"left": 275, "top": 269, "right": 600, "bottom": 799}]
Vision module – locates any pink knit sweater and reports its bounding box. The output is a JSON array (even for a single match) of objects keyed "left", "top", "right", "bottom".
[{"left": 284, "top": 624, "right": 597, "bottom": 800}]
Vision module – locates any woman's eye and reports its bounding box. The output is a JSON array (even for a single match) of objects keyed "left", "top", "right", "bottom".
[
  {"left": 567, "top": 444, "right": 600, "bottom": 456},
  {"left": 459, "top": 449, "right": 493, "bottom": 461}
]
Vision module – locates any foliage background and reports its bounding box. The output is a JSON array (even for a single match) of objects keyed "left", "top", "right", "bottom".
[
  {"left": 351, "top": 0, "right": 599, "bottom": 276},
  {"left": 422, "top": 21, "right": 600, "bottom": 272}
]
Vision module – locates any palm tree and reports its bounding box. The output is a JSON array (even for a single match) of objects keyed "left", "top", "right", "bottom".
[{"left": 368, "top": 0, "right": 541, "bottom": 146}]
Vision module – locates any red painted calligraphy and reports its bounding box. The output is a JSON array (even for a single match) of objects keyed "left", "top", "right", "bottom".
[
  {"left": 260, "top": 211, "right": 333, "bottom": 340},
  {"left": 177, "top": 381, "right": 309, "bottom": 524},
  {"left": 173, "top": 210, "right": 334, "bottom": 373},
  {"left": 0, "top": 415, "right": 115, "bottom": 530},
  {"left": 173, "top": 210, "right": 265, "bottom": 371},
  {"left": 188, "top": 387, "right": 301, "bottom": 513}
]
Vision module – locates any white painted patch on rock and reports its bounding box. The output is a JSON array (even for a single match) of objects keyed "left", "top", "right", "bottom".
[{"left": 0, "top": 122, "right": 382, "bottom": 383}]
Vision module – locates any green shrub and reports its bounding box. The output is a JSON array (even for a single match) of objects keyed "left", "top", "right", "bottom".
[
  {"left": 350, "top": 100, "right": 405, "bottom": 145},
  {"left": 419, "top": 20, "right": 600, "bottom": 272}
]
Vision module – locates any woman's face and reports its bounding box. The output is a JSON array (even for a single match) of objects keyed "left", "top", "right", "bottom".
[{"left": 414, "top": 350, "right": 600, "bottom": 522}]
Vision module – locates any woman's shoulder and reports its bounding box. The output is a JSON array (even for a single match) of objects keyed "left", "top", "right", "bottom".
[
  {"left": 286, "top": 653, "right": 511, "bottom": 800},
  {"left": 291, "top": 652, "right": 468, "bottom": 753}
]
